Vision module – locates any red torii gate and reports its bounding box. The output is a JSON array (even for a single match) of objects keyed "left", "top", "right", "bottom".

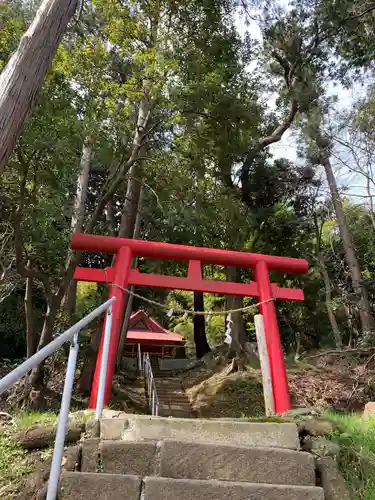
[{"left": 71, "top": 233, "right": 309, "bottom": 414}]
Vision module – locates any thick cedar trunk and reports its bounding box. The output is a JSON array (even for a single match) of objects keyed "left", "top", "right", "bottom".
[
  {"left": 225, "top": 267, "right": 250, "bottom": 372},
  {"left": 321, "top": 151, "right": 375, "bottom": 338},
  {"left": 113, "top": 82, "right": 150, "bottom": 364},
  {"left": 118, "top": 79, "right": 150, "bottom": 238},
  {"left": 226, "top": 267, "right": 247, "bottom": 350},
  {"left": 193, "top": 291, "right": 211, "bottom": 358},
  {"left": 116, "top": 188, "right": 143, "bottom": 367},
  {"left": 24, "top": 271, "right": 36, "bottom": 358},
  {"left": 118, "top": 164, "right": 143, "bottom": 238},
  {"left": 64, "top": 139, "right": 92, "bottom": 318},
  {"left": 0, "top": 0, "right": 78, "bottom": 173}
]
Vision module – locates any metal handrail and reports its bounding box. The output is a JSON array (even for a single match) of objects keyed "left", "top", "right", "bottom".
[
  {"left": 137, "top": 343, "right": 142, "bottom": 374},
  {"left": 142, "top": 352, "right": 159, "bottom": 416},
  {"left": 0, "top": 297, "right": 116, "bottom": 500}
]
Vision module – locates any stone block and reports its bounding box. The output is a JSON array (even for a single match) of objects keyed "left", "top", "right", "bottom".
[
  {"left": 101, "top": 417, "right": 128, "bottom": 440},
  {"left": 121, "top": 415, "right": 299, "bottom": 449},
  {"left": 85, "top": 419, "right": 100, "bottom": 438},
  {"left": 59, "top": 472, "right": 141, "bottom": 500},
  {"left": 316, "top": 458, "right": 352, "bottom": 500},
  {"left": 81, "top": 438, "right": 99, "bottom": 472},
  {"left": 62, "top": 445, "right": 81, "bottom": 472},
  {"left": 143, "top": 477, "right": 325, "bottom": 500},
  {"left": 303, "top": 419, "right": 335, "bottom": 436},
  {"left": 363, "top": 402, "right": 375, "bottom": 420},
  {"left": 159, "top": 440, "right": 315, "bottom": 485},
  {"left": 100, "top": 441, "right": 156, "bottom": 475}
]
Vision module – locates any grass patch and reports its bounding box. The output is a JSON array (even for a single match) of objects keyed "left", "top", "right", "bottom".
[
  {"left": 12, "top": 408, "right": 96, "bottom": 431},
  {"left": 325, "top": 412, "right": 375, "bottom": 499},
  {"left": 186, "top": 368, "right": 265, "bottom": 418},
  {"left": 0, "top": 435, "right": 32, "bottom": 497},
  {"left": 241, "top": 415, "right": 287, "bottom": 423},
  {"left": 13, "top": 410, "right": 59, "bottom": 429}
]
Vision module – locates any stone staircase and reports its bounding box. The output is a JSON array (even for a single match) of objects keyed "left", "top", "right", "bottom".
[
  {"left": 58, "top": 414, "right": 325, "bottom": 499},
  {"left": 154, "top": 377, "right": 194, "bottom": 418},
  {"left": 149, "top": 357, "right": 193, "bottom": 417}
]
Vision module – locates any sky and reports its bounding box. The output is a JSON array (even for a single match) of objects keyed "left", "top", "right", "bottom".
[{"left": 234, "top": 3, "right": 375, "bottom": 205}]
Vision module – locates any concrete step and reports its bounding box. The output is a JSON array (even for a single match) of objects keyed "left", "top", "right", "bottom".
[
  {"left": 96, "top": 439, "right": 315, "bottom": 486},
  {"left": 159, "top": 440, "right": 315, "bottom": 486},
  {"left": 158, "top": 409, "right": 193, "bottom": 418},
  {"left": 59, "top": 472, "right": 141, "bottom": 500},
  {"left": 99, "top": 441, "right": 157, "bottom": 476},
  {"left": 60, "top": 473, "right": 324, "bottom": 500},
  {"left": 143, "top": 477, "right": 325, "bottom": 500},
  {"left": 101, "top": 414, "right": 299, "bottom": 449}
]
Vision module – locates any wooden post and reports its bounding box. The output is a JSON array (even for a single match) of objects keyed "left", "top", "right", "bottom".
[{"left": 254, "top": 314, "right": 275, "bottom": 416}]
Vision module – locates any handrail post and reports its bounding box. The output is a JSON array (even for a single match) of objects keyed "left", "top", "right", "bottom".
[
  {"left": 138, "top": 344, "right": 142, "bottom": 375},
  {"left": 46, "top": 332, "right": 80, "bottom": 500},
  {"left": 96, "top": 305, "right": 113, "bottom": 419}
]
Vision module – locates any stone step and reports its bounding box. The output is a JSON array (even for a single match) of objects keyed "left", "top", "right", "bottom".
[
  {"left": 59, "top": 473, "right": 324, "bottom": 500},
  {"left": 99, "top": 441, "right": 156, "bottom": 476},
  {"left": 101, "top": 414, "right": 300, "bottom": 449},
  {"left": 143, "top": 477, "right": 325, "bottom": 500},
  {"left": 59, "top": 472, "right": 141, "bottom": 500},
  {"left": 159, "top": 440, "right": 315, "bottom": 486},
  {"left": 96, "top": 440, "right": 315, "bottom": 486},
  {"left": 158, "top": 409, "right": 193, "bottom": 418}
]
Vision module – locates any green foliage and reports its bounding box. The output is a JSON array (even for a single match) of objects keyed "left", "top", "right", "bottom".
[
  {"left": 2, "top": 0, "right": 375, "bottom": 362},
  {"left": 13, "top": 410, "right": 59, "bottom": 429},
  {"left": 326, "top": 412, "right": 375, "bottom": 499},
  {"left": 0, "top": 435, "right": 32, "bottom": 494}
]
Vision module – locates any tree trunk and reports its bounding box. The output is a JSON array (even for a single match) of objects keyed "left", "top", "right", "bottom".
[
  {"left": 226, "top": 267, "right": 247, "bottom": 354},
  {"left": 366, "top": 172, "right": 375, "bottom": 232},
  {"left": 193, "top": 292, "right": 211, "bottom": 358},
  {"left": 313, "top": 214, "right": 343, "bottom": 348},
  {"left": 320, "top": 148, "right": 375, "bottom": 338},
  {"left": 79, "top": 317, "right": 103, "bottom": 394},
  {"left": 24, "top": 271, "right": 36, "bottom": 358},
  {"left": 106, "top": 201, "right": 117, "bottom": 236},
  {"left": 118, "top": 163, "right": 143, "bottom": 238},
  {"left": 118, "top": 79, "right": 150, "bottom": 238},
  {"left": 225, "top": 267, "right": 256, "bottom": 373},
  {"left": 64, "top": 139, "right": 92, "bottom": 317},
  {"left": 116, "top": 187, "right": 143, "bottom": 368},
  {"left": 29, "top": 302, "right": 57, "bottom": 389},
  {"left": 319, "top": 256, "right": 343, "bottom": 348},
  {"left": 14, "top": 422, "right": 84, "bottom": 450},
  {"left": 0, "top": 0, "right": 78, "bottom": 174}
]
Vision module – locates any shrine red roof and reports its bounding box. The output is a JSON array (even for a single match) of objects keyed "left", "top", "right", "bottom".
[
  {"left": 126, "top": 330, "right": 184, "bottom": 344},
  {"left": 126, "top": 309, "right": 184, "bottom": 345}
]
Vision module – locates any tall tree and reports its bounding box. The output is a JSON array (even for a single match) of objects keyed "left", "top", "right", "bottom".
[
  {"left": 0, "top": 0, "right": 78, "bottom": 173},
  {"left": 312, "top": 129, "right": 375, "bottom": 339}
]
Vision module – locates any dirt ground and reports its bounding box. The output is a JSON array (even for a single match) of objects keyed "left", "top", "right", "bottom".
[{"left": 182, "top": 349, "right": 375, "bottom": 418}]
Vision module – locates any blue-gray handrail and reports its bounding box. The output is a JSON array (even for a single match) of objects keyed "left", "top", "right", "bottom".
[
  {"left": 142, "top": 352, "right": 159, "bottom": 416},
  {"left": 0, "top": 297, "right": 115, "bottom": 500}
]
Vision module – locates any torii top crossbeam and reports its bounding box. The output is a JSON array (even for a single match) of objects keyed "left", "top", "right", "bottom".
[{"left": 72, "top": 233, "right": 308, "bottom": 273}]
